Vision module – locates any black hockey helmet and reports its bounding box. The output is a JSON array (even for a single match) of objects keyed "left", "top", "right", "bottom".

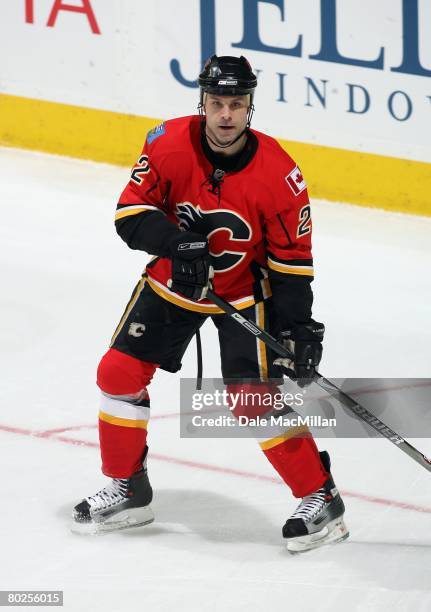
[{"left": 199, "top": 55, "right": 257, "bottom": 97}]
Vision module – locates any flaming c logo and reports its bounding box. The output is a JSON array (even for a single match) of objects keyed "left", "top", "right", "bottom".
[{"left": 175, "top": 202, "right": 252, "bottom": 273}]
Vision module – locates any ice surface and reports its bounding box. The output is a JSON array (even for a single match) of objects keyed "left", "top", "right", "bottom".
[{"left": 0, "top": 147, "right": 430, "bottom": 611}]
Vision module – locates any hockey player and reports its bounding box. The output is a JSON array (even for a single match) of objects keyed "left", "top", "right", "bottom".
[{"left": 72, "top": 55, "right": 349, "bottom": 552}]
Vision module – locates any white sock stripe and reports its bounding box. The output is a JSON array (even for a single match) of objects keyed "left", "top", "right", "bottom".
[
  {"left": 102, "top": 390, "right": 149, "bottom": 405},
  {"left": 254, "top": 422, "right": 299, "bottom": 441},
  {"left": 99, "top": 394, "right": 151, "bottom": 421}
]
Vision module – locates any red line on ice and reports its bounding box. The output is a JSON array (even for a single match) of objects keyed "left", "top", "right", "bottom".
[{"left": 1, "top": 422, "right": 430, "bottom": 515}]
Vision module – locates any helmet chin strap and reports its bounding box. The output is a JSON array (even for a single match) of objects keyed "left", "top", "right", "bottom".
[{"left": 205, "top": 127, "right": 248, "bottom": 150}]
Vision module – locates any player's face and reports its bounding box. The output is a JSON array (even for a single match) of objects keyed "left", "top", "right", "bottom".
[{"left": 204, "top": 94, "right": 249, "bottom": 148}]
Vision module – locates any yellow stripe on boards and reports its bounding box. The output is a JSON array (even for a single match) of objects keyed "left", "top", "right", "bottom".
[
  {"left": 1, "top": 94, "right": 430, "bottom": 216},
  {"left": 99, "top": 410, "right": 148, "bottom": 429},
  {"left": 0, "top": 94, "right": 160, "bottom": 166},
  {"left": 279, "top": 137, "right": 431, "bottom": 217}
]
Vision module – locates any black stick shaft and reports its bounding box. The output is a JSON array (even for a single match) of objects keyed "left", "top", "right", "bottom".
[{"left": 207, "top": 289, "right": 431, "bottom": 473}]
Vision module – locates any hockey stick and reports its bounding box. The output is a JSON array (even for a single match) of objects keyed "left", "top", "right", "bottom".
[{"left": 207, "top": 289, "right": 431, "bottom": 473}]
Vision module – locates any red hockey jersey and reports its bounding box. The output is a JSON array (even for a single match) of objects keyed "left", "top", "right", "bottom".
[{"left": 116, "top": 115, "right": 313, "bottom": 316}]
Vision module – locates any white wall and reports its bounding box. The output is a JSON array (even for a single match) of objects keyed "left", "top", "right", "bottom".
[{"left": 1, "top": 0, "right": 431, "bottom": 162}]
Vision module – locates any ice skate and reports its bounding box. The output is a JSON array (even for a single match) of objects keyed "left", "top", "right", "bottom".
[
  {"left": 71, "top": 454, "right": 154, "bottom": 535},
  {"left": 283, "top": 451, "right": 349, "bottom": 553}
]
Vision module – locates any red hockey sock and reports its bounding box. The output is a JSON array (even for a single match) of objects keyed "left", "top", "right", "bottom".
[
  {"left": 97, "top": 348, "right": 157, "bottom": 478},
  {"left": 263, "top": 435, "right": 328, "bottom": 498},
  {"left": 226, "top": 382, "right": 328, "bottom": 498}
]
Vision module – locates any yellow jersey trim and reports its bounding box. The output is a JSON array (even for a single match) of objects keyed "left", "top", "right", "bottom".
[
  {"left": 267, "top": 259, "right": 314, "bottom": 276},
  {"left": 115, "top": 207, "right": 153, "bottom": 221},
  {"left": 146, "top": 277, "right": 256, "bottom": 314}
]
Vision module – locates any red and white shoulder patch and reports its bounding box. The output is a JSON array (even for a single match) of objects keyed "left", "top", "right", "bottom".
[{"left": 285, "top": 166, "right": 307, "bottom": 196}]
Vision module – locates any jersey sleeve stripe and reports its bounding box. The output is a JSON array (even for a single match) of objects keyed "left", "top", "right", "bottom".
[
  {"left": 267, "top": 256, "right": 314, "bottom": 277},
  {"left": 115, "top": 205, "right": 162, "bottom": 221}
]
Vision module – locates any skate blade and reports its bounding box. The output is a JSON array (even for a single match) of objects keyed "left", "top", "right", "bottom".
[
  {"left": 286, "top": 517, "right": 349, "bottom": 554},
  {"left": 71, "top": 505, "right": 155, "bottom": 536}
]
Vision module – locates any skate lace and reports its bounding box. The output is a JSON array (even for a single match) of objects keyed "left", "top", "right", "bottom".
[
  {"left": 290, "top": 488, "right": 326, "bottom": 522},
  {"left": 86, "top": 479, "right": 129, "bottom": 512}
]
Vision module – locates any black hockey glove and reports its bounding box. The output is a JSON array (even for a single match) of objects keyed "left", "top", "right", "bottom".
[
  {"left": 274, "top": 320, "right": 324, "bottom": 388},
  {"left": 166, "top": 231, "right": 214, "bottom": 302}
]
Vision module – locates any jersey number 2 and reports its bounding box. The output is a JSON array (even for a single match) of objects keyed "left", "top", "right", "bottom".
[
  {"left": 297, "top": 205, "right": 311, "bottom": 238},
  {"left": 131, "top": 155, "right": 150, "bottom": 185}
]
